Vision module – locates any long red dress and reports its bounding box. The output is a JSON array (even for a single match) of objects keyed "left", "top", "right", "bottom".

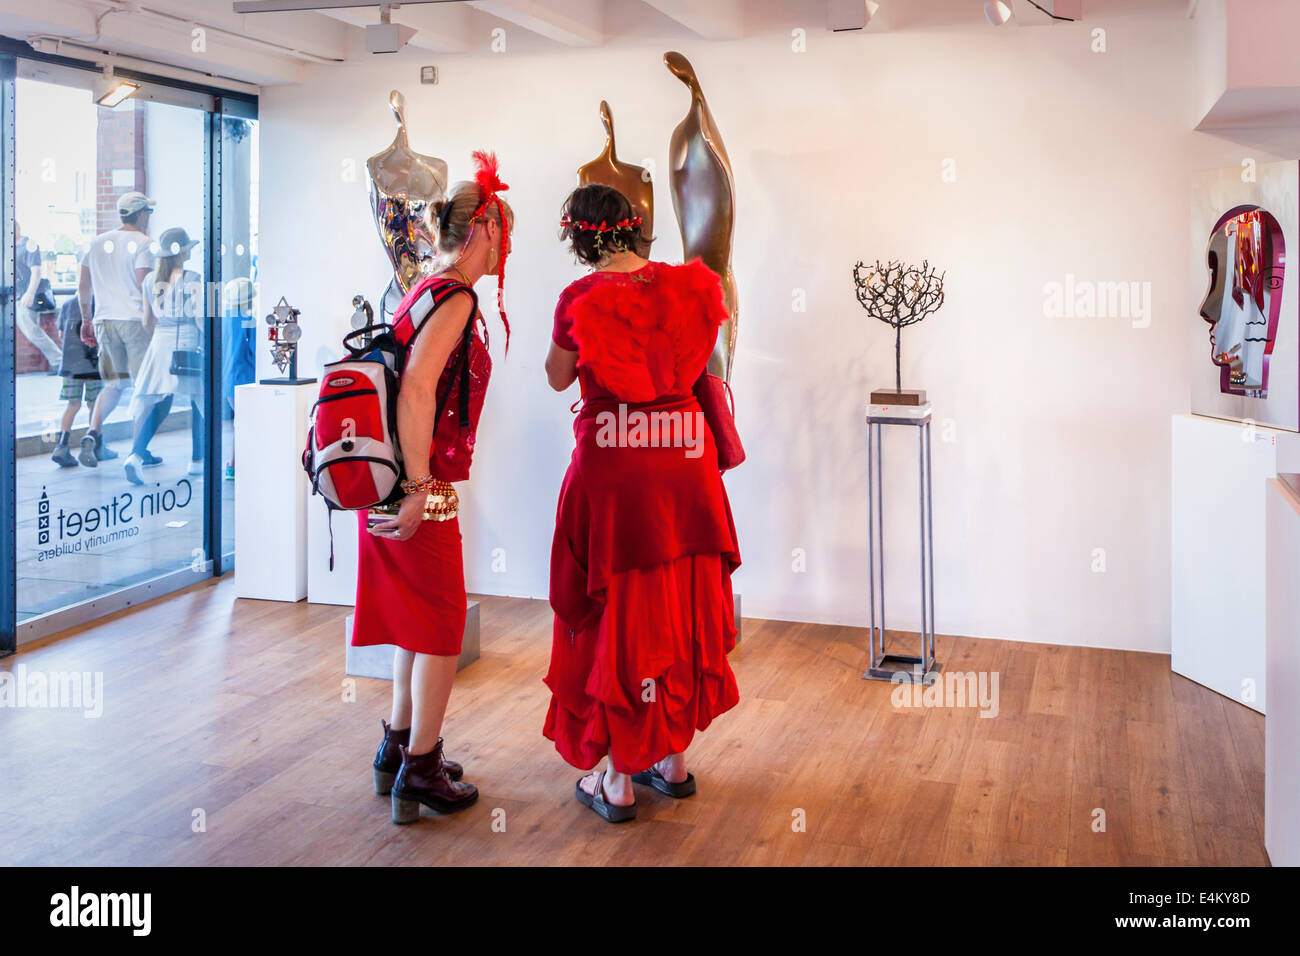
[
  {"left": 351, "top": 275, "right": 491, "bottom": 656},
  {"left": 544, "top": 260, "right": 741, "bottom": 774}
]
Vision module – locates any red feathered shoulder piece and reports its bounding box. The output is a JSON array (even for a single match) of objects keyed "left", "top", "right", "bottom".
[{"left": 567, "top": 259, "right": 727, "bottom": 403}]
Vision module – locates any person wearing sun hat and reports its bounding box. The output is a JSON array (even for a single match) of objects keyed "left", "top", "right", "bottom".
[
  {"left": 76, "top": 190, "right": 158, "bottom": 467},
  {"left": 124, "top": 226, "right": 206, "bottom": 485}
]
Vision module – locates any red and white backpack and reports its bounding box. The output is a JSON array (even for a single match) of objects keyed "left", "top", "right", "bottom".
[{"left": 302, "top": 278, "right": 475, "bottom": 560}]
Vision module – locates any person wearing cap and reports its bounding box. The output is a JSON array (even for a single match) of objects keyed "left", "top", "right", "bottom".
[
  {"left": 76, "top": 191, "right": 158, "bottom": 468},
  {"left": 125, "top": 226, "right": 205, "bottom": 485}
]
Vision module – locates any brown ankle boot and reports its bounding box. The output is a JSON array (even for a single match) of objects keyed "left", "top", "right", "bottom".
[
  {"left": 391, "top": 740, "right": 478, "bottom": 824},
  {"left": 374, "top": 720, "right": 462, "bottom": 794}
]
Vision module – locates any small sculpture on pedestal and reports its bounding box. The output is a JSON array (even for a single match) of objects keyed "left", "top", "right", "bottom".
[
  {"left": 261, "top": 295, "right": 315, "bottom": 384},
  {"left": 853, "top": 259, "right": 946, "bottom": 406},
  {"left": 349, "top": 294, "right": 375, "bottom": 349}
]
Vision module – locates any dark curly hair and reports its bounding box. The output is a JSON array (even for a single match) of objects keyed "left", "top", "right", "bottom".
[{"left": 559, "top": 183, "right": 652, "bottom": 266}]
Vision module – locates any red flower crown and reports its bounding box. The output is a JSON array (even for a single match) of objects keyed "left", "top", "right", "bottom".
[{"left": 560, "top": 214, "right": 644, "bottom": 233}]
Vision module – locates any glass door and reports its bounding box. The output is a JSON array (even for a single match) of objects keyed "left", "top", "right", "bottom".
[
  {"left": 3, "top": 53, "right": 256, "bottom": 646},
  {"left": 216, "top": 102, "right": 259, "bottom": 565},
  {"left": 1, "top": 54, "right": 16, "bottom": 657}
]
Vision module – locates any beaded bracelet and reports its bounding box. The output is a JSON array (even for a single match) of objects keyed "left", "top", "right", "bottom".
[{"left": 401, "top": 475, "right": 439, "bottom": 495}]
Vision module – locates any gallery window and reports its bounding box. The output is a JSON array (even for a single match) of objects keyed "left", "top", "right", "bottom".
[{"left": 0, "top": 45, "right": 258, "bottom": 654}]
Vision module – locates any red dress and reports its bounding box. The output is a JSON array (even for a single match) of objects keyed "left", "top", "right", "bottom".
[
  {"left": 544, "top": 260, "right": 742, "bottom": 773},
  {"left": 351, "top": 276, "right": 492, "bottom": 656}
]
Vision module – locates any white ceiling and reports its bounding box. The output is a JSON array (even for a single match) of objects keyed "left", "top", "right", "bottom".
[{"left": 0, "top": 0, "right": 1131, "bottom": 89}]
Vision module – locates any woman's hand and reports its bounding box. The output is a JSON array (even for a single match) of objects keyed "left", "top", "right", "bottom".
[{"left": 367, "top": 492, "right": 425, "bottom": 541}]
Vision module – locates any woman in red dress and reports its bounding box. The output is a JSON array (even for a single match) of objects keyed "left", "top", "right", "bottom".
[
  {"left": 544, "top": 183, "right": 741, "bottom": 822},
  {"left": 352, "top": 153, "right": 512, "bottom": 825}
]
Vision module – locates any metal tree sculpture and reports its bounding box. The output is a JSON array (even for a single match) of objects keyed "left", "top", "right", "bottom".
[{"left": 853, "top": 259, "right": 946, "bottom": 396}]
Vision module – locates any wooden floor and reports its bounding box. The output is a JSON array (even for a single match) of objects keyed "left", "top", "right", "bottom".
[{"left": 0, "top": 577, "right": 1269, "bottom": 866}]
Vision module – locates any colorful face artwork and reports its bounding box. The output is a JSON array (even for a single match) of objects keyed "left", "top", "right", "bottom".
[{"left": 1200, "top": 206, "right": 1286, "bottom": 398}]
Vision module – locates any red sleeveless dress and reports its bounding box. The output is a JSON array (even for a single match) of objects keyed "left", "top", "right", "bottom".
[
  {"left": 351, "top": 275, "right": 491, "bottom": 656},
  {"left": 544, "top": 260, "right": 742, "bottom": 773}
]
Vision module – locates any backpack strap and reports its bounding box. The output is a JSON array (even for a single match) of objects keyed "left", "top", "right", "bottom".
[
  {"left": 399, "top": 276, "right": 479, "bottom": 439},
  {"left": 401, "top": 277, "right": 478, "bottom": 358}
]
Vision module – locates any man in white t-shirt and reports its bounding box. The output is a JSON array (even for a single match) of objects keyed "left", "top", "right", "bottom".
[{"left": 77, "top": 191, "right": 157, "bottom": 467}]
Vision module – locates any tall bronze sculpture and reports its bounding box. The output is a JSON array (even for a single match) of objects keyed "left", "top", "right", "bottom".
[
  {"left": 665, "top": 51, "right": 738, "bottom": 382},
  {"left": 577, "top": 100, "right": 654, "bottom": 253},
  {"left": 367, "top": 90, "right": 448, "bottom": 316}
]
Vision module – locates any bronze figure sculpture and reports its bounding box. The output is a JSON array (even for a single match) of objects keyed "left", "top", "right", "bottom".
[
  {"left": 665, "top": 51, "right": 738, "bottom": 382},
  {"left": 367, "top": 90, "right": 448, "bottom": 315},
  {"left": 577, "top": 100, "right": 654, "bottom": 253}
]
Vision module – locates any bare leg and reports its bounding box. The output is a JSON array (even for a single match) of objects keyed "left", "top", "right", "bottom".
[
  {"left": 654, "top": 752, "right": 688, "bottom": 784},
  {"left": 59, "top": 400, "right": 81, "bottom": 433},
  {"left": 408, "top": 652, "right": 457, "bottom": 755},
  {"left": 390, "top": 647, "right": 414, "bottom": 731},
  {"left": 90, "top": 385, "right": 121, "bottom": 432}
]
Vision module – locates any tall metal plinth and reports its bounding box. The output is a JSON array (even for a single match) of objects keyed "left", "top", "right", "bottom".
[{"left": 864, "top": 403, "right": 939, "bottom": 685}]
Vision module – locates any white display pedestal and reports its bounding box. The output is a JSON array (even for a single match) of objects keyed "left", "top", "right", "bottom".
[
  {"left": 307, "top": 496, "right": 359, "bottom": 606},
  {"left": 1171, "top": 414, "right": 1300, "bottom": 713},
  {"left": 1265, "top": 476, "right": 1300, "bottom": 866},
  {"left": 233, "top": 382, "right": 315, "bottom": 602}
]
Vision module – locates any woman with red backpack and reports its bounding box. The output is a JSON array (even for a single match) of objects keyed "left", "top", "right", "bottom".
[{"left": 351, "top": 153, "right": 512, "bottom": 825}]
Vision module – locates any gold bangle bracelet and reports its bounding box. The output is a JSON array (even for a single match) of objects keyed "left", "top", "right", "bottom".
[{"left": 421, "top": 485, "right": 458, "bottom": 522}]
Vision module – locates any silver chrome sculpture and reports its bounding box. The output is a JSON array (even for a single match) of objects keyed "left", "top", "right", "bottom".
[
  {"left": 264, "top": 295, "right": 305, "bottom": 381},
  {"left": 367, "top": 89, "right": 448, "bottom": 317}
]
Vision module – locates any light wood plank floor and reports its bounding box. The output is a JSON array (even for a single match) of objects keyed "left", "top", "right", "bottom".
[{"left": 0, "top": 577, "right": 1269, "bottom": 866}]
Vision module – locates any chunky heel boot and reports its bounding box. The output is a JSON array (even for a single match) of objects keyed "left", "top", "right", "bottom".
[
  {"left": 373, "top": 720, "right": 409, "bottom": 795},
  {"left": 390, "top": 740, "right": 477, "bottom": 824},
  {"left": 392, "top": 795, "right": 422, "bottom": 825},
  {"left": 373, "top": 720, "right": 462, "bottom": 795}
]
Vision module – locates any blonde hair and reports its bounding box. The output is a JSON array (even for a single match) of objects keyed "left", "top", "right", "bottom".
[{"left": 431, "top": 180, "right": 514, "bottom": 259}]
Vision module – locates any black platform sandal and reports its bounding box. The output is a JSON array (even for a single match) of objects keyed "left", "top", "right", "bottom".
[
  {"left": 574, "top": 771, "right": 637, "bottom": 823},
  {"left": 631, "top": 765, "right": 696, "bottom": 798}
]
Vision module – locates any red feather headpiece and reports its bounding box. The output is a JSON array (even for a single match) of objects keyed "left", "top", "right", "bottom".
[{"left": 469, "top": 150, "right": 510, "bottom": 351}]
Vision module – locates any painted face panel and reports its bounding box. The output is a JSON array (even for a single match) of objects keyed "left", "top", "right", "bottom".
[{"left": 1199, "top": 206, "right": 1286, "bottom": 399}]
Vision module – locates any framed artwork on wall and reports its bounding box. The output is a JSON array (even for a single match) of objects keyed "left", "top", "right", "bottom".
[{"left": 1191, "top": 161, "right": 1300, "bottom": 431}]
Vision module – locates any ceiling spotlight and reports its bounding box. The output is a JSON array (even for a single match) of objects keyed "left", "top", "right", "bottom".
[
  {"left": 366, "top": 3, "right": 418, "bottom": 54},
  {"left": 984, "top": 0, "right": 1014, "bottom": 25},
  {"left": 94, "top": 66, "right": 139, "bottom": 107}
]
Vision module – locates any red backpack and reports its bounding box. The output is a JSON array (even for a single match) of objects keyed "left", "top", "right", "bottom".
[{"left": 302, "top": 277, "right": 475, "bottom": 562}]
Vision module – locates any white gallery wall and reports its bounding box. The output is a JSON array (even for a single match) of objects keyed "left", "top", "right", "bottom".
[{"left": 257, "top": 0, "right": 1276, "bottom": 653}]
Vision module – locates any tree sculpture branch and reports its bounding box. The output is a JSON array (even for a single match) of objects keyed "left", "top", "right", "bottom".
[{"left": 852, "top": 259, "right": 946, "bottom": 394}]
